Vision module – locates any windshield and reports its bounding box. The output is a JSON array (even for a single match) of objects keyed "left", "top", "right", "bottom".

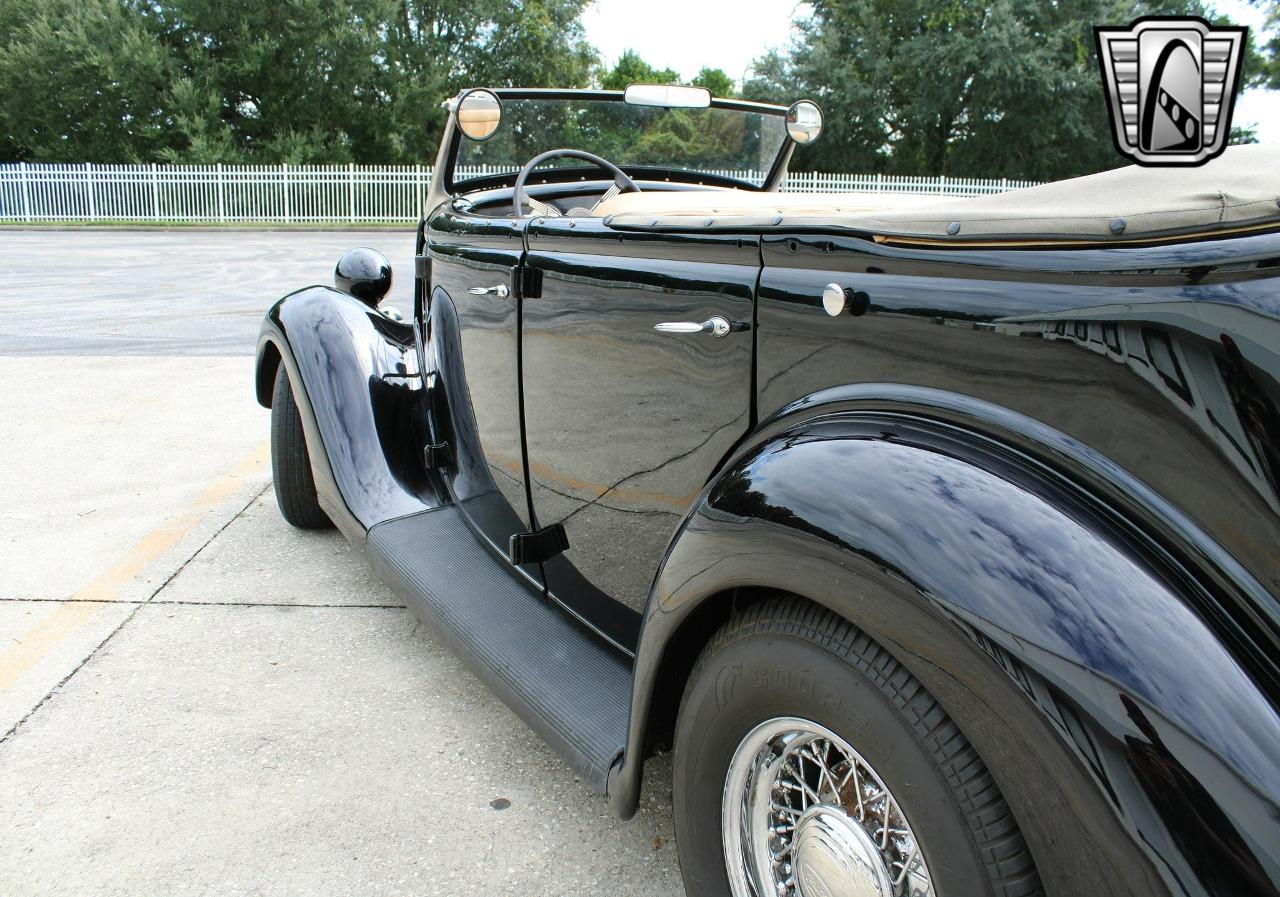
[{"left": 454, "top": 96, "right": 789, "bottom": 188}]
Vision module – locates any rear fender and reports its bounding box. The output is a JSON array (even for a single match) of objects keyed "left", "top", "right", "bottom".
[
  {"left": 254, "top": 285, "right": 441, "bottom": 541},
  {"left": 613, "top": 398, "right": 1280, "bottom": 896}
]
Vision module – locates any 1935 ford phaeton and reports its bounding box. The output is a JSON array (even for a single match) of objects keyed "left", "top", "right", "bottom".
[{"left": 255, "top": 86, "right": 1280, "bottom": 897}]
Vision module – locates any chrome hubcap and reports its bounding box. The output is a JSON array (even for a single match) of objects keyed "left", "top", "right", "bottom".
[
  {"left": 792, "top": 805, "right": 893, "bottom": 897},
  {"left": 722, "top": 717, "right": 934, "bottom": 897}
]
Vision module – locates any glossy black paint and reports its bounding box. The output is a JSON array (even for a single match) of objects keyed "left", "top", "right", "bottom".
[
  {"left": 255, "top": 284, "right": 439, "bottom": 540},
  {"left": 333, "top": 247, "right": 393, "bottom": 306},
  {"left": 752, "top": 231, "right": 1280, "bottom": 686},
  {"left": 607, "top": 229, "right": 1280, "bottom": 897},
  {"left": 258, "top": 174, "right": 1280, "bottom": 896},
  {"left": 523, "top": 218, "right": 757, "bottom": 633},
  {"left": 612, "top": 408, "right": 1280, "bottom": 894},
  {"left": 424, "top": 212, "right": 538, "bottom": 576}
]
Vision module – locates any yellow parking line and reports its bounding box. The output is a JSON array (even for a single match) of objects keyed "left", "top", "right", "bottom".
[{"left": 0, "top": 441, "right": 269, "bottom": 694}]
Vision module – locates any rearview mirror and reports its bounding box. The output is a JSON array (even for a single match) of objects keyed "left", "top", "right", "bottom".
[
  {"left": 785, "top": 100, "right": 824, "bottom": 145},
  {"left": 456, "top": 89, "right": 502, "bottom": 141},
  {"left": 624, "top": 84, "right": 712, "bottom": 108}
]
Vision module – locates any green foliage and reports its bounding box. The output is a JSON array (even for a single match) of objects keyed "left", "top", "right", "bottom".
[
  {"left": 6, "top": 0, "right": 1269, "bottom": 175},
  {"left": 597, "top": 53, "right": 735, "bottom": 97},
  {"left": 599, "top": 49, "right": 679, "bottom": 89},
  {"left": 744, "top": 0, "right": 1260, "bottom": 180},
  {"left": 141, "top": 0, "right": 392, "bottom": 163},
  {"left": 382, "top": 0, "right": 596, "bottom": 161},
  {"left": 555, "top": 55, "right": 747, "bottom": 167},
  {"left": 0, "top": 0, "right": 175, "bottom": 161},
  {"left": 626, "top": 108, "right": 753, "bottom": 166},
  {"left": 1230, "top": 123, "right": 1260, "bottom": 144},
  {"left": 0, "top": 0, "right": 597, "bottom": 163},
  {"left": 692, "top": 67, "right": 736, "bottom": 97},
  {"left": 1253, "top": 0, "right": 1280, "bottom": 88}
]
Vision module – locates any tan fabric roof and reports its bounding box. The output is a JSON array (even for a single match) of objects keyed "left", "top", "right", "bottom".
[
  {"left": 603, "top": 144, "right": 1280, "bottom": 241},
  {"left": 592, "top": 189, "right": 942, "bottom": 218}
]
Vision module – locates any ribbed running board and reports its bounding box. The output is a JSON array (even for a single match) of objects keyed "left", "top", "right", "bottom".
[{"left": 365, "top": 507, "right": 632, "bottom": 792}]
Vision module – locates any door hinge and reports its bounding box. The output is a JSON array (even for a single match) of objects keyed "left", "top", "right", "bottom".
[
  {"left": 415, "top": 255, "right": 430, "bottom": 279},
  {"left": 508, "top": 522, "right": 568, "bottom": 565},
  {"left": 519, "top": 266, "right": 543, "bottom": 299},
  {"left": 422, "top": 441, "right": 451, "bottom": 470}
]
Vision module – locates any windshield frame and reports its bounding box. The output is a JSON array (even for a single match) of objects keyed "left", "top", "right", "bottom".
[{"left": 439, "top": 88, "right": 795, "bottom": 196}]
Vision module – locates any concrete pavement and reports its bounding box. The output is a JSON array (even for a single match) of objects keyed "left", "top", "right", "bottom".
[
  {"left": 0, "top": 230, "right": 415, "bottom": 355},
  {"left": 0, "top": 230, "right": 682, "bottom": 896}
]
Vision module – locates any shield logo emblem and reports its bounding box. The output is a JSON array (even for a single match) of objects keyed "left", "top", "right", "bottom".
[{"left": 1095, "top": 17, "right": 1247, "bottom": 166}]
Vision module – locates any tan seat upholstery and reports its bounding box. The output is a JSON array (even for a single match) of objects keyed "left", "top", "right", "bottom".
[
  {"left": 593, "top": 188, "right": 945, "bottom": 219},
  {"left": 457, "top": 108, "right": 500, "bottom": 139}
]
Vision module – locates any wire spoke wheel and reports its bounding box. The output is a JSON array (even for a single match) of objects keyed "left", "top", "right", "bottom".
[{"left": 723, "top": 717, "right": 934, "bottom": 897}]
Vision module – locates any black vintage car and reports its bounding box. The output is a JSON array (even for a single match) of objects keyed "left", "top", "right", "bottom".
[{"left": 255, "top": 86, "right": 1280, "bottom": 897}]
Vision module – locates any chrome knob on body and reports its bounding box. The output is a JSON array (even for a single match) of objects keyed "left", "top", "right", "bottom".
[
  {"left": 468, "top": 283, "right": 510, "bottom": 298},
  {"left": 822, "top": 283, "right": 848, "bottom": 316},
  {"left": 654, "top": 315, "right": 733, "bottom": 338},
  {"left": 822, "top": 283, "right": 871, "bottom": 317}
]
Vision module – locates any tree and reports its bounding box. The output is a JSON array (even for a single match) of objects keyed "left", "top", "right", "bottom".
[
  {"left": 0, "top": 0, "right": 597, "bottom": 163},
  {"left": 692, "top": 66, "right": 736, "bottom": 98},
  {"left": 0, "top": 0, "right": 175, "bottom": 161},
  {"left": 382, "top": 0, "right": 596, "bottom": 161},
  {"left": 585, "top": 55, "right": 748, "bottom": 166},
  {"left": 743, "top": 0, "right": 1258, "bottom": 180},
  {"left": 1250, "top": 0, "right": 1279, "bottom": 88},
  {"left": 598, "top": 54, "right": 735, "bottom": 97},
  {"left": 140, "top": 0, "right": 391, "bottom": 163},
  {"left": 599, "top": 49, "right": 679, "bottom": 90},
  {"left": 147, "top": 0, "right": 598, "bottom": 163}
]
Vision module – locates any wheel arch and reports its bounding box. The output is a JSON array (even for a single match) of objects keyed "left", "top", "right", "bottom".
[
  {"left": 611, "top": 392, "right": 1280, "bottom": 896},
  {"left": 254, "top": 285, "right": 442, "bottom": 541},
  {"left": 254, "top": 338, "right": 282, "bottom": 409},
  {"left": 635, "top": 584, "right": 780, "bottom": 759}
]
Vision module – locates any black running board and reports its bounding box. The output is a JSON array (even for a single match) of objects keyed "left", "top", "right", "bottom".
[{"left": 365, "top": 507, "right": 632, "bottom": 793}]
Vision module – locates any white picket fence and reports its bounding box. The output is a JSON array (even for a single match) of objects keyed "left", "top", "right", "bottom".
[{"left": 0, "top": 163, "right": 1038, "bottom": 223}]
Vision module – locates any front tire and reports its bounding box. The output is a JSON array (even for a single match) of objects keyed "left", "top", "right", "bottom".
[
  {"left": 269, "top": 365, "right": 332, "bottom": 530},
  {"left": 673, "top": 597, "right": 1042, "bottom": 897}
]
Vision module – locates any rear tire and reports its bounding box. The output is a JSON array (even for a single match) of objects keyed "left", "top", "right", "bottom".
[
  {"left": 672, "top": 596, "right": 1042, "bottom": 897},
  {"left": 270, "top": 365, "right": 332, "bottom": 530}
]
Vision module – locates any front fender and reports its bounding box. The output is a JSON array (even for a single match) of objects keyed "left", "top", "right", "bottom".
[
  {"left": 615, "top": 412, "right": 1280, "bottom": 896},
  {"left": 254, "top": 286, "right": 441, "bottom": 540}
]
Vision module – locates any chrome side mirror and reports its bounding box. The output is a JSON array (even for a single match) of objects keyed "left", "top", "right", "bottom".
[
  {"left": 335, "top": 248, "right": 392, "bottom": 307},
  {"left": 456, "top": 88, "right": 502, "bottom": 141},
  {"left": 785, "top": 100, "right": 824, "bottom": 145}
]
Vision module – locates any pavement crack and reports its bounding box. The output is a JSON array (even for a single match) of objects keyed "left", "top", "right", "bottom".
[
  {"left": 142, "top": 482, "right": 271, "bottom": 605},
  {"left": 0, "top": 597, "right": 405, "bottom": 608},
  {"left": 0, "top": 603, "right": 143, "bottom": 745},
  {"left": 151, "top": 600, "right": 407, "bottom": 609},
  {"left": 0, "top": 598, "right": 143, "bottom": 604},
  {"left": 0, "top": 482, "right": 269, "bottom": 746}
]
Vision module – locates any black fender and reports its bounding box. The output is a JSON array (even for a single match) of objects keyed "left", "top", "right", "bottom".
[
  {"left": 254, "top": 285, "right": 441, "bottom": 541},
  {"left": 613, "top": 386, "right": 1280, "bottom": 897}
]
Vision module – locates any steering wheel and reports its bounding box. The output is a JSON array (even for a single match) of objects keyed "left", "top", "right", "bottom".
[{"left": 512, "top": 148, "right": 640, "bottom": 218}]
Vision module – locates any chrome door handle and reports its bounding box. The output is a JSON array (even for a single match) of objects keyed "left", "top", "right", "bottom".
[
  {"left": 654, "top": 315, "right": 733, "bottom": 338},
  {"left": 468, "top": 283, "right": 510, "bottom": 298}
]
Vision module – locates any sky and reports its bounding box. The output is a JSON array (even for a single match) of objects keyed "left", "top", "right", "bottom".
[{"left": 581, "top": 0, "right": 1279, "bottom": 143}]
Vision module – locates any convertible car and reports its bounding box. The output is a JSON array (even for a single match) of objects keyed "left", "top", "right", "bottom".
[{"left": 255, "top": 86, "right": 1280, "bottom": 897}]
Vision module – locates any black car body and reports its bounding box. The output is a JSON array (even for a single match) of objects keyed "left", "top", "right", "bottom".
[{"left": 255, "top": 87, "right": 1280, "bottom": 897}]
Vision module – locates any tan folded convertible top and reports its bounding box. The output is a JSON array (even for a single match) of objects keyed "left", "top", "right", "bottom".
[{"left": 602, "top": 143, "right": 1280, "bottom": 242}]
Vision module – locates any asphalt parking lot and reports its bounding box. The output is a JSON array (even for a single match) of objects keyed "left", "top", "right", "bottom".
[{"left": 0, "top": 230, "right": 683, "bottom": 896}]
